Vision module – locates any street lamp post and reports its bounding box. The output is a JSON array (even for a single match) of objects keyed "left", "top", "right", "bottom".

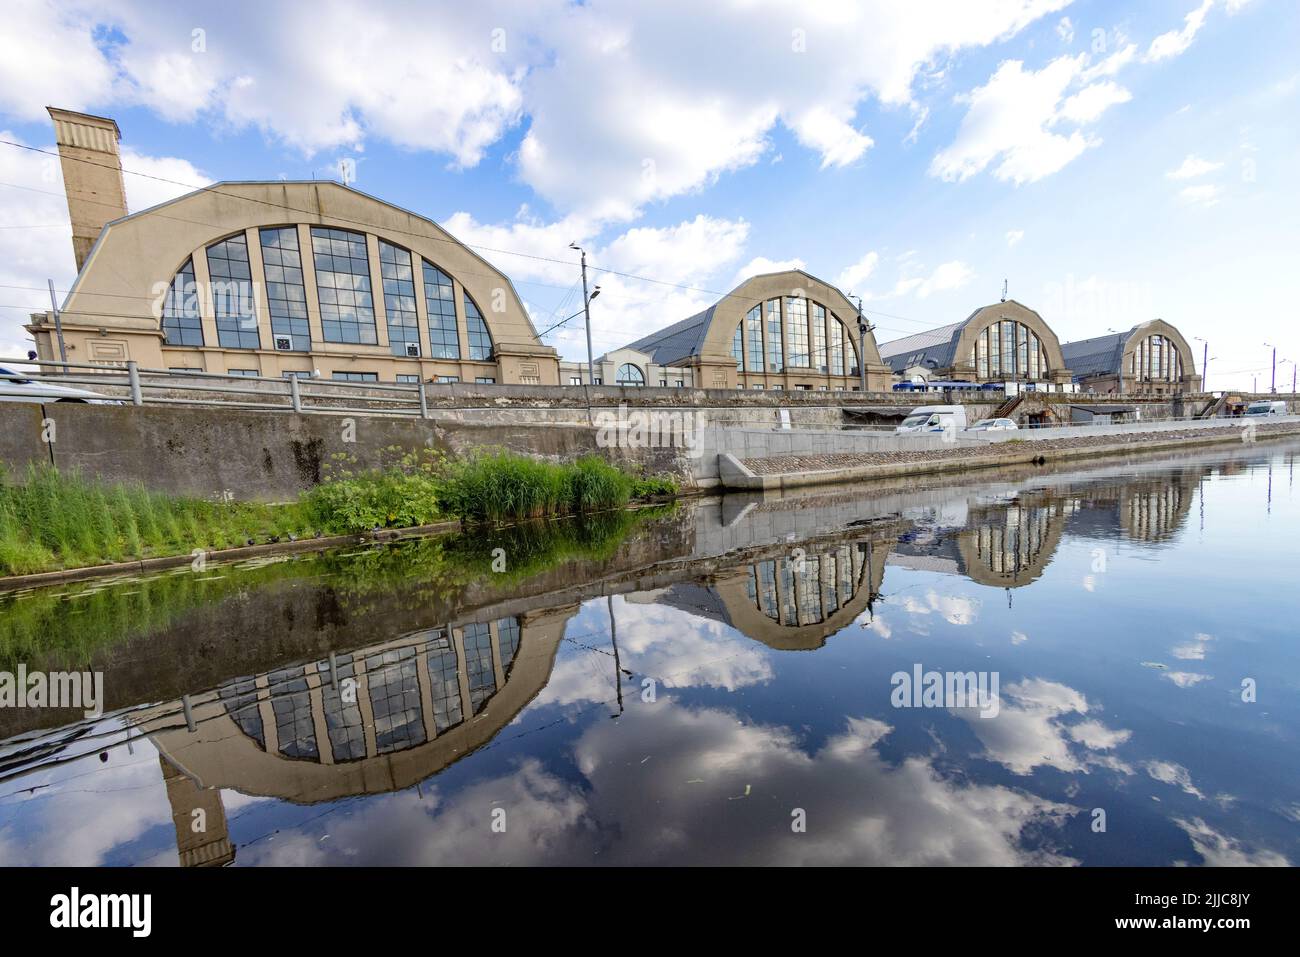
[
  {"left": 1194, "top": 336, "right": 1209, "bottom": 392},
  {"left": 1264, "top": 342, "right": 1277, "bottom": 393},
  {"left": 852, "top": 295, "right": 870, "bottom": 393},
  {"left": 570, "top": 243, "right": 600, "bottom": 387}
]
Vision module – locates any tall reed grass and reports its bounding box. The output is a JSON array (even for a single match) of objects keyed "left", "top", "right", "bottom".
[
  {"left": 0, "top": 464, "right": 311, "bottom": 576},
  {"left": 438, "top": 452, "right": 635, "bottom": 524}
]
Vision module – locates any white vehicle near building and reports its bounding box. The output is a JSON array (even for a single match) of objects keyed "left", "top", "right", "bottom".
[
  {"left": 895, "top": 405, "right": 968, "bottom": 434},
  {"left": 1244, "top": 400, "right": 1288, "bottom": 417},
  {"left": 0, "top": 365, "right": 119, "bottom": 404}
]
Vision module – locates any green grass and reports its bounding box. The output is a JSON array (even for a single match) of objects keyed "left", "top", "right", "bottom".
[
  {"left": 0, "top": 463, "right": 316, "bottom": 576},
  {"left": 0, "top": 454, "right": 679, "bottom": 576},
  {"left": 432, "top": 450, "right": 655, "bottom": 525},
  {"left": 0, "top": 504, "right": 672, "bottom": 672}
]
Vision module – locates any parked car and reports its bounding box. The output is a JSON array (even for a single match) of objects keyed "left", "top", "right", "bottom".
[
  {"left": 0, "top": 365, "right": 119, "bottom": 404},
  {"left": 1244, "top": 400, "right": 1288, "bottom": 417},
  {"left": 966, "top": 417, "right": 1019, "bottom": 432},
  {"left": 895, "top": 404, "right": 969, "bottom": 434}
]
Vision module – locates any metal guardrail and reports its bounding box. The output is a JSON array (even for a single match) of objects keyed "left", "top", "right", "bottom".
[
  {"left": 0, "top": 357, "right": 429, "bottom": 417},
  {"left": 2, "top": 357, "right": 1287, "bottom": 424}
]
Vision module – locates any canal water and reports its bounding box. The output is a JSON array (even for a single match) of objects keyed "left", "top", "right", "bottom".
[{"left": 1, "top": 440, "right": 1297, "bottom": 866}]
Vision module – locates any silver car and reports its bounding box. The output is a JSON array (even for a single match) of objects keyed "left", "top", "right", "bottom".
[
  {"left": 966, "top": 417, "right": 1019, "bottom": 432},
  {"left": 0, "top": 365, "right": 119, "bottom": 404}
]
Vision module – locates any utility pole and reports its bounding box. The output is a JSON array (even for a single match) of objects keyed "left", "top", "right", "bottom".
[
  {"left": 854, "top": 295, "right": 870, "bottom": 392},
  {"left": 47, "top": 279, "right": 67, "bottom": 374},
  {"left": 1201, "top": 340, "right": 1208, "bottom": 392},
  {"left": 1271, "top": 345, "right": 1277, "bottom": 393},
  {"left": 571, "top": 244, "right": 596, "bottom": 387}
]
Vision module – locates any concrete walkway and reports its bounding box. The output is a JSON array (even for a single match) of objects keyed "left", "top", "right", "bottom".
[{"left": 718, "top": 420, "right": 1300, "bottom": 491}]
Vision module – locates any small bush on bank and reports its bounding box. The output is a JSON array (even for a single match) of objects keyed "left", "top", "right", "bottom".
[
  {"left": 437, "top": 451, "right": 638, "bottom": 524},
  {"left": 630, "top": 475, "right": 679, "bottom": 499}
]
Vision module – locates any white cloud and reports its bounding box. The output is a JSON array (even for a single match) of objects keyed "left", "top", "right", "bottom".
[
  {"left": 1145, "top": 759, "right": 1205, "bottom": 798},
  {"left": 1006, "top": 229, "right": 1025, "bottom": 247},
  {"left": 0, "top": 131, "right": 207, "bottom": 359},
  {"left": 1059, "top": 80, "right": 1132, "bottom": 123},
  {"left": 600, "top": 215, "right": 749, "bottom": 284},
  {"left": 1, "top": 1, "right": 1072, "bottom": 221},
  {"left": 1171, "top": 632, "right": 1215, "bottom": 659},
  {"left": 930, "top": 55, "right": 1130, "bottom": 185},
  {"left": 899, "top": 588, "right": 980, "bottom": 623},
  {"left": 917, "top": 260, "right": 976, "bottom": 298},
  {"left": 244, "top": 704, "right": 1080, "bottom": 866},
  {"left": 1166, "top": 154, "right": 1224, "bottom": 180},
  {"left": 1179, "top": 183, "right": 1221, "bottom": 206},
  {"left": 1146, "top": 0, "right": 1215, "bottom": 63},
  {"left": 836, "top": 251, "right": 879, "bottom": 293},
  {"left": 1056, "top": 16, "right": 1075, "bottom": 44},
  {"left": 789, "top": 107, "right": 874, "bottom": 169},
  {"left": 1175, "top": 817, "right": 1289, "bottom": 866},
  {"left": 118, "top": 149, "right": 212, "bottom": 213},
  {"left": 732, "top": 256, "right": 807, "bottom": 287},
  {"left": 1163, "top": 670, "right": 1211, "bottom": 687},
  {"left": 0, "top": 0, "right": 115, "bottom": 122},
  {"left": 957, "top": 677, "right": 1132, "bottom": 776}
]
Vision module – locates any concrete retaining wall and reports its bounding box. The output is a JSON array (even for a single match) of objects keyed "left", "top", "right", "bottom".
[{"left": 2, "top": 403, "right": 689, "bottom": 501}]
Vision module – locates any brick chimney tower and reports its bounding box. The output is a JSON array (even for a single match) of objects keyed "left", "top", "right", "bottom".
[{"left": 47, "top": 107, "right": 128, "bottom": 272}]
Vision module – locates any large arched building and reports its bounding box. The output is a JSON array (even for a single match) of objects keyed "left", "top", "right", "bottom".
[
  {"left": 878, "top": 299, "right": 1075, "bottom": 389},
  {"left": 623, "top": 270, "right": 895, "bottom": 391},
  {"left": 26, "top": 109, "right": 559, "bottom": 384},
  {"left": 1059, "top": 320, "right": 1201, "bottom": 395}
]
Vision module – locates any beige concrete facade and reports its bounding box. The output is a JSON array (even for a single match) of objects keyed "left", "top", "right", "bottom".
[
  {"left": 1072, "top": 320, "right": 1203, "bottom": 395},
  {"left": 559, "top": 346, "right": 696, "bottom": 387},
  {"left": 46, "top": 107, "right": 128, "bottom": 272},
  {"left": 626, "top": 270, "right": 894, "bottom": 392},
  {"left": 27, "top": 112, "right": 558, "bottom": 384}
]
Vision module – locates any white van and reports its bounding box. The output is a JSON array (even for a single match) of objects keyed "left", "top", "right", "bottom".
[
  {"left": 1244, "top": 400, "right": 1287, "bottom": 417},
  {"left": 895, "top": 404, "right": 968, "bottom": 434}
]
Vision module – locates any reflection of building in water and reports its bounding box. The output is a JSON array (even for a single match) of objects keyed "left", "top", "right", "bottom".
[
  {"left": 1061, "top": 470, "right": 1198, "bottom": 544},
  {"left": 888, "top": 470, "right": 1202, "bottom": 591},
  {"left": 890, "top": 495, "right": 1068, "bottom": 590},
  {"left": 630, "top": 537, "right": 888, "bottom": 650},
  {"left": 955, "top": 499, "right": 1067, "bottom": 588},
  {"left": 1119, "top": 480, "right": 1193, "bottom": 543},
  {"left": 135, "top": 605, "right": 573, "bottom": 865}
]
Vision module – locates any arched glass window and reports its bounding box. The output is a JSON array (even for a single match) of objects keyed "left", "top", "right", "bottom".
[
  {"left": 811, "top": 303, "right": 828, "bottom": 371},
  {"left": 616, "top": 363, "right": 645, "bottom": 386},
  {"left": 161, "top": 258, "right": 203, "bottom": 347},
  {"left": 311, "top": 227, "right": 377, "bottom": 345},
  {"left": 464, "top": 293, "right": 493, "bottom": 360},
  {"left": 422, "top": 261, "right": 459, "bottom": 359},
  {"left": 785, "top": 297, "right": 809, "bottom": 368},
  {"left": 379, "top": 241, "right": 419, "bottom": 357},
  {"left": 1133, "top": 334, "right": 1182, "bottom": 382},
  {"left": 732, "top": 325, "right": 743, "bottom": 370},
  {"left": 745, "top": 306, "right": 763, "bottom": 372},
  {"left": 765, "top": 299, "right": 783, "bottom": 371},
  {"left": 206, "top": 234, "right": 260, "bottom": 349},
  {"left": 260, "top": 228, "right": 309, "bottom": 350},
  {"left": 973, "top": 320, "right": 1049, "bottom": 378}
]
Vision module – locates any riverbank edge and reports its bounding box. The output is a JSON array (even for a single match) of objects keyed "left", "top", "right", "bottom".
[
  {"left": 5, "top": 424, "right": 1296, "bottom": 590},
  {"left": 718, "top": 422, "right": 1300, "bottom": 490},
  {"left": 0, "top": 493, "right": 685, "bottom": 593}
]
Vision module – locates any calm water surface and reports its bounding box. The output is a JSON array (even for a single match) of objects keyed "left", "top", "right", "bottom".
[{"left": 1, "top": 440, "right": 1297, "bottom": 866}]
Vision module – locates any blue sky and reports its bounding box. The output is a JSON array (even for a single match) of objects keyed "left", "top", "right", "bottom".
[{"left": 1, "top": 0, "right": 1296, "bottom": 389}]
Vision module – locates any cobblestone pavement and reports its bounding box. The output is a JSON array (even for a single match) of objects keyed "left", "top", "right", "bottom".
[{"left": 740, "top": 422, "right": 1300, "bottom": 476}]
